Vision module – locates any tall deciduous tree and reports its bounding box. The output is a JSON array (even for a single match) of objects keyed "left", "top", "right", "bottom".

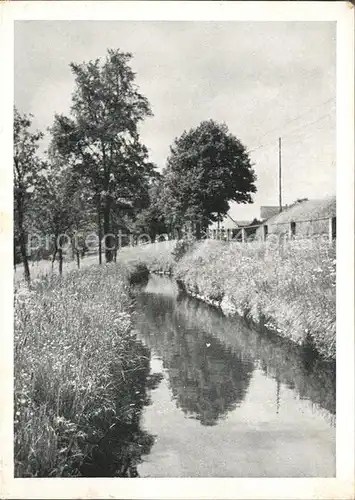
[
  {"left": 161, "top": 120, "right": 257, "bottom": 237},
  {"left": 50, "top": 49, "right": 154, "bottom": 262},
  {"left": 14, "top": 108, "right": 45, "bottom": 283},
  {"left": 131, "top": 174, "right": 169, "bottom": 240},
  {"left": 34, "top": 162, "right": 85, "bottom": 275}
]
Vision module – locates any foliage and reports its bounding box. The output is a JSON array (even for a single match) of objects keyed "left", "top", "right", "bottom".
[
  {"left": 161, "top": 119, "right": 257, "bottom": 231},
  {"left": 131, "top": 176, "right": 169, "bottom": 239},
  {"left": 122, "top": 237, "right": 336, "bottom": 360},
  {"left": 171, "top": 239, "right": 193, "bottom": 262},
  {"left": 14, "top": 263, "right": 157, "bottom": 477},
  {"left": 174, "top": 238, "right": 336, "bottom": 360},
  {"left": 49, "top": 49, "right": 156, "bottom": 262},
  {"left": 13, "top": 108, "right": 46, "bottom": 280},
  {"left": 119, "top": 240, "right": 176, "bottom": 275},
  {"left": 32, "top": 158, "right": 91, "bottom": 272}
]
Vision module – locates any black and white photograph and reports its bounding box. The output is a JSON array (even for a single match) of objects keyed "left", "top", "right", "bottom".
[{"left": 0, "top": 2, "right": 354, "bottom": 499}]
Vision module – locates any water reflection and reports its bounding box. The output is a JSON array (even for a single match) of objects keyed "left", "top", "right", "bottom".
[
  {"left": 135, "top": 276, "right": 335, "bottom": 422},
  {"left": 79, "top": 339, "right": 162, "bottom": 477},
  {"left": 139, "top": 291, "right": 254, "bottom": 425}
]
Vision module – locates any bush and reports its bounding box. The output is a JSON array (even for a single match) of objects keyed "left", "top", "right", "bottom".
[
  {"left": 172, "top": 239, "right": 194, "bottom": 262},
  {"left": 119, "top": 240, "right": 176, "bottom": 274}
]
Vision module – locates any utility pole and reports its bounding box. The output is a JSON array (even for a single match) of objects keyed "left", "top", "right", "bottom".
[{"left": 279, "top": 137, "right": 282, "bottom": 212}]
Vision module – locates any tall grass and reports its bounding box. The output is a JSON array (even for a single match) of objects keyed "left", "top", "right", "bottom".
[
  {"left": 14, "top": 262, "right": 150, "bottom": 477},
  {"left": 119, "top": 240, "right": 176, "bottom": 274},
  {"left": 175, "top": 238, "right": 336, "bottom": 360},
  {"left": 106, "top": 237, "right": 336, "bottom": 359}
]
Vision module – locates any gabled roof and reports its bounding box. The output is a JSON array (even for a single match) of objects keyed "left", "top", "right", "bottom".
[
  {"left": 209, "top": 216, "right": 251, "bottom": 230},
  {"left": 262, "top": 196, "right": 336, "bottom": 226},
  {"left": 260, "top": 206, "right": 287, "bottom": 220}
]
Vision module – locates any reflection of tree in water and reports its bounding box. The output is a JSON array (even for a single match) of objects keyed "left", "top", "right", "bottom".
[
  {"left": 79, "top": 339, "right": 163, "bottom": 477},
  {"left": 137, "top": 279, "right": 335, "bottom": 423},
  {"left": 167, "top": 330, "right": 254, "bottom": 426},
  {"left": 138, "top": 293, "right": 254, "bottom": 426}
]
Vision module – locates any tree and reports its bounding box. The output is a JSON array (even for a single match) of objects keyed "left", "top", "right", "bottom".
[
  {"left": 161, "top": 120, "right": 257, "bottom": 237},
  {"left": 13, "top": 108, "right": 45, "bottom": 283},
  {"left": 34, "top": 162, "right": 85, "bottom": 275},
  {"left": 132, "top": 175, "right": 169, "bottom": 240},
  {"left": 50, "top": 49, "right": 155, "bottom": 263}
]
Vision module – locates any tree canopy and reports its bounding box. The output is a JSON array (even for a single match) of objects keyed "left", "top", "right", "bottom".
[
  {"left": 14, "top": 108, "right": 46, "bottom": 281},
  {"left": 161, "top": 120, "right": 257, "bottom": 231},
  {"left": 50, "top": 49, "right": 156, "bottom": 262}
]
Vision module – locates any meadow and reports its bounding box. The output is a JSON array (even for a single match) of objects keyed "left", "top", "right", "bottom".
[{"left": 14, "top": 261, "right": 151, "bottom": 477}]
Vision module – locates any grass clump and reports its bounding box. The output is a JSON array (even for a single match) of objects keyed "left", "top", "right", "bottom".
[
  {"left": 14, "top": 263, "right": 151, "bottom": 477},
  {"left": 175, "top": 238, "right": 336, "bottom": 360},
  {"left": 119, "top": 240, "right": 177, "bottom": 274}
]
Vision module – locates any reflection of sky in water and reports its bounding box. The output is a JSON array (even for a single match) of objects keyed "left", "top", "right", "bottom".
[
  {"left": 135, "top": 276, "right": 335, "bottom": 477},
  {"left": 139, "top": 358, "right": 334, "bottom": 477}
]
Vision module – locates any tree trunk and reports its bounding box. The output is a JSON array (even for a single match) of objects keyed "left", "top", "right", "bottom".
[
  {"left": 71, "top": 236, "right": 80, "bottom": 268},
  {"left": 76, "top": 250, "right": 80, "bottom": 269},
  {"left": 51, "top": 247, "right": 57, "bottom": 269},
  {"left": 71, "top": 238, "right": 75, "bottom": 261},
  {"left": 196, "top": 222, "right": 201, "bottom": 240},
  {"left": 19, "top": 228, "right": 30, "bottom": 284},
  {"left": 17, "top": 201, "right": 30, "bottom": 284},
  {"left": 58, "top": 247, "right": 63, "bottom": 276},
  {"left": 103, "top": 200, "right": 114, "bottom": 263},
  {"left": 97, "top": 207, "right": 102, "bottom": 265}
]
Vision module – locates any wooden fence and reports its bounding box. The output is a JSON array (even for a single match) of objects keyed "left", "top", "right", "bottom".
[{"left": 207, "top": 216, "right": 336, "bottom": 245}]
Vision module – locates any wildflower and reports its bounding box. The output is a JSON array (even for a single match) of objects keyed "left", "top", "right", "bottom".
[{"left": 54, "top": 416, "right": 66, "bottom": 424}]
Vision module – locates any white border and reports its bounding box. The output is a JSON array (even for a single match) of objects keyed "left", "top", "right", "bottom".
[{"left": 1, "top": 2, "right": 354, "bottom": 499}]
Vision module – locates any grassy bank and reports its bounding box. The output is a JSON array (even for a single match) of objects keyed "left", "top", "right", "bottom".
[
  {"left": 119, "top": 240, "right": 176, "bottom": 274},
  {"left": 14, "top": 262, "right": 152, "bottom": 477},
  {"left": 122, "top": 238, "right": 336, "bottom": 360}
]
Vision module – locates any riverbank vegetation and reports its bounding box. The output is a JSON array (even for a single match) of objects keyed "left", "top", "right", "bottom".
[
  {"left": 122, "top": 237, "right": 336, "bottom": 361},
  {"left": 119, "top": 240, "right": 176, "bottom": 275},
  {"left": 14, "top": 262, "right": 154, "bottom": 477}
]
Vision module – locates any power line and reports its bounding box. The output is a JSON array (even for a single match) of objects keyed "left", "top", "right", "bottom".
[
  {"left": 246, "top": 97, "right": 334, "bottom": 154},
  {"left": 281, "top": 113, "right": 333, "bottom": 140},
  {"left": 253, "top": 97, "right": 334, "bottom": 142},
  {"left": 247, "top": 112, "right": 334, "bottom": 155}
]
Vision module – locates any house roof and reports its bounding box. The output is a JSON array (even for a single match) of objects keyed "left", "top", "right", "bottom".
[
  {"left": 260, "top": 206, "right": 287, "bottom": 220},
  {"left": 261, "top": 196, "right": 336, "bottom": 226},
  {"left": 209, "top": 216, "right": 251, "bottom": 230}
]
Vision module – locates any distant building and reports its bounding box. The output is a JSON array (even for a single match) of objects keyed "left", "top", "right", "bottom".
[
  {"left": 256, "top": 196, "right": 336, "bottom": 239},
  {"left": 209, "top": 215, "right": 251, "bottom": 231}
]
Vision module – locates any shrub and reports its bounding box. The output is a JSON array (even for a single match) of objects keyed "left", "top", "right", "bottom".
[
  {"left": 119, "top": 240, "right": 176, "bottom": 274},
  {"left": 171, "top": 239, "right": 194, "bottom": 262}
]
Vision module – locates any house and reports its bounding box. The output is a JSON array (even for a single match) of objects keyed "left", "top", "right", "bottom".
[
  {"left": 260, "top": 205, "right": 288, "bottom": 221},
  {"left": 256, "top": 196, "right": 336, "bottom": 239},
  {"left": 208, "top": 214, "right": 254, "bottom": 240},
  {"left": 209, "top": 214, "right": 251, "bottom": 231}
]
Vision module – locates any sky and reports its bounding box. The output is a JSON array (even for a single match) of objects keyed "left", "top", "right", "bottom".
[{"left": 14, "top": 21, "right": 336, "bottom": 221}]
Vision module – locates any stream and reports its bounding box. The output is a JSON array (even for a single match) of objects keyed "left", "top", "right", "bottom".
[{"left": 132, "top": 274, "right": 335, "bottom": 477}]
